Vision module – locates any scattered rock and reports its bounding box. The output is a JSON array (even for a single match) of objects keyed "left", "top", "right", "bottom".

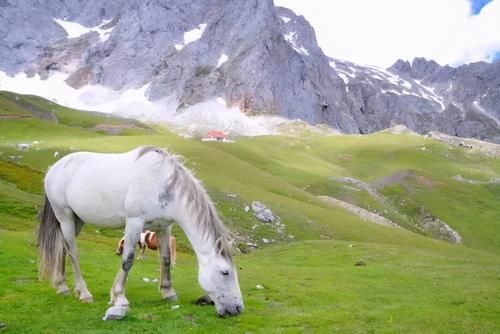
[
  {"left": 171, "top": 305, "right": 180, "bottom": 310},
  {"left": 142, "top": 277, "right": 151, "bottom": 283},
  {"left": 255, "top": 209, "right": 275, "bottom": 223},
  {"left": 17, "top": 143, "right": 31, "bottom": 151},
  {"left": 428, "top": 131, "right": 500, "bottom": 157},
  {"left": 452, "top": 174, "right": 500, "bottom": 185},
  {"left": 256, "top": 284, "right": 265, "bottom": 290},
  {"left": 354, "top": 260, "right": 366, "bottom": 266},
  {"left": 262, "top": 238, "right": 271, "bottom": 244},
  {"left": 226, "top": 193, "right": 238, "bottom": 198},
  {"left": 420, "top": 209, "right": 462, "bottom": 244},
  {"left": 252, "top": 201, "right": 277, "bottom": 223},
  {"left": 244, "top": 205, "right": 250, "bottom": 212},
  {"left": 252, "top": 201, "right": 266, "bottom": 212}
]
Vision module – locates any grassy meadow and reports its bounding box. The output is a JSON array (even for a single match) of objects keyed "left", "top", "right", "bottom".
[{"left": 0, "top": 91, "right": 499, "bottom": 333}]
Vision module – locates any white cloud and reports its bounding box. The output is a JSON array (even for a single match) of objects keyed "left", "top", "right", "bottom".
[{"left": 275, "top": 0, "right": 500, "bottom": 67}]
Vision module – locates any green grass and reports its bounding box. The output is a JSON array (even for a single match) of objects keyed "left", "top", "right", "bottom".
[
  {"left": 1, "top": 91, "right": 500, "bottom": 333},
  {"left": 1, "top": 230, "right": 498, "bottom": 333}
]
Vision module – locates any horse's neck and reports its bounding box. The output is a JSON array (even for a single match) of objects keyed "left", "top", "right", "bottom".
[{"left": 175, "top": 206, "right": 215, "bottom": 263}]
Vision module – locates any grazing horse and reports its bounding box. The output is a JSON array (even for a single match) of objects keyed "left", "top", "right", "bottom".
[
  {"left": 116, "top": 230, "right": 160, "bottom": 260},
  {"left": 116, "top": 229, "right": 176, "bottom": 264},
  {"left": 38, "top": 146, "right": 243, "bottom": 318}
]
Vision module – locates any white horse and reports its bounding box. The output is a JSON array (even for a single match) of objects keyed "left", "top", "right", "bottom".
[{"left": 38, "top": 146, "right": 243, "bottom": 318}]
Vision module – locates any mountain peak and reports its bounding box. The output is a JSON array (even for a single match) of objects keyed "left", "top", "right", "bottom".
[{"left": 1, "top": 1, "right": 500, "bottom": 143}]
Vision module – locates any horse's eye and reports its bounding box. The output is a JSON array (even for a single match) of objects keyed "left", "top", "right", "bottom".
[{"left": 221, "top": 270, "right": 229, "bottom": 276}]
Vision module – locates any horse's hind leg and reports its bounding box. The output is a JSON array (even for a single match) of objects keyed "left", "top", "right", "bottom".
[
  {"left": 54, "top": 249, "right": 69, "bottom": 295},
  {"left": 158, "top": 225, "right": 177, "bottom": 301},
  {"left": 57, "top": 210, "right": 93, "bottom": 303}
]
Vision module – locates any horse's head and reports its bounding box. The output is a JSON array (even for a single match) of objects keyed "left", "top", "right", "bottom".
[{"left": 198, "top": 252, "right": 243, "bottom": 317}]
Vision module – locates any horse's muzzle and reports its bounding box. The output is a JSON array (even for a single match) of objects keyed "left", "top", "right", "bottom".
[{"left": 219, "top": 304, "right": 244, "bottom": 317}]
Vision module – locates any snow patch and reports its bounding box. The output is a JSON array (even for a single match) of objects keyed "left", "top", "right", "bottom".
[
  {"left": 473, "top": 100, "right": 487, "bottom": 113},
  {"left": 0, "top": 70, "right": 344, "bottom": 138},
  {"left": 337, "top": 72, "right": 350, "bottom": 85},
  {"left": 280, "top": 16, "right": 291, "bottom": 23},
  {"left": 175, "top": 23, "right": 207, "bottom": 50},
  {"left": 329, "top": 62, "right": 357, "bottom": 80},
  {"left": 283, "top": 32, "right": 309, "bottom": 56},
  {"left": 366, "top": 65, "right": 413, "bottom": 89},
  {"left": 414, "top": 80, "right": 446, "bottom": 111},
  {"left": 166, "top": 100, "right": 293, "bottom": 136},
  {"left": 217, "top": 54, "right": 228, "bottom": 68},
  {"left": 370, "top": 74, "right": 384, "bottom": 81},
  {"left": 0, "top": 70, "right": 313, "bottom": 137},
  {"left": 329, "top": 60, "right": 338, "bottom": 70},
  {"left": 54, "top": 18, "right": 114, "bottom": 42},
  {"left": 0, "top": 71, "right": 170, "bottom": 119},
  {"left": 381, "top": 89, "right": 403, "bottom": 96}
]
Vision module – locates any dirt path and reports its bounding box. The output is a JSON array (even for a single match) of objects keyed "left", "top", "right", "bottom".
[{"left": 318, "top": 195, "right": 399, "bottom": 228}]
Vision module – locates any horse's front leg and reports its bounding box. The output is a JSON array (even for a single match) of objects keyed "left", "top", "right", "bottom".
[
  {"left": 109, "top": 217, "right": 144, "bottom": 307},
  {"left": 158, "top": 226, "right": 177, "bottom": 301}
]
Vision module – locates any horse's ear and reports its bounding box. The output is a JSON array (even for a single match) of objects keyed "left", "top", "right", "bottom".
[{"left": 215, "top": 237, "right": 223, "bottom": 255}]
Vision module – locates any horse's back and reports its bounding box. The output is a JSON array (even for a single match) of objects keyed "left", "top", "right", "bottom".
[{"left": 45, "top": 148, "right": 170, "bottom": 226}]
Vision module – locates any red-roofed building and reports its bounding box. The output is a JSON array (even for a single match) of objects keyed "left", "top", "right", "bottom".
[
  {"left": 201, "top": 130, "right": 235, "bottom": 143},
  {"left": 207, "top": 130, "right": 227, "bottom": 140}
]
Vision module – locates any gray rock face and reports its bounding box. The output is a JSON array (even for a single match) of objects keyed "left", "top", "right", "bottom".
[
  {"left": 387, "top": 57, "right": 500, "bottom": 142},
  {"left": 1, "top": 0, "right": 500, "bottom": 142},
  {"left": 252, "top": 201, "right": 276, "bottom": 223}
]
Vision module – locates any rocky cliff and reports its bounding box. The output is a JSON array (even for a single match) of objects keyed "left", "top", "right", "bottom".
[{"left": 1, "top": 0, "right": 499, "bottom": 141}]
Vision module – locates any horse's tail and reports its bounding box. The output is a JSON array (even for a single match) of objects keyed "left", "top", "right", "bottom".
[{"left": 38, "top": 195, "right": 66, "bottom": 286}]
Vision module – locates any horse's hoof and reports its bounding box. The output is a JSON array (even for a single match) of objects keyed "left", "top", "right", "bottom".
[
  {"left": 164, "top": 294, "right": 178, "bottom": 301},
  {"left": 195, "top": 295, "right": 214, "bottom": 306},
  {"left": 103, "top": 305, "right": 128, "bottom": 321},
  {"left": 56, "top": 286, "right": 70, "bottom": 295}
]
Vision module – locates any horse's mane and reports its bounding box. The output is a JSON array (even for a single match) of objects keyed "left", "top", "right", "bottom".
[{"left": 137, "top": 146, "right": 232, "bottom": 262}]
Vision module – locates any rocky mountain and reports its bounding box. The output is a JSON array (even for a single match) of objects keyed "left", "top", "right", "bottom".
[{"left": 1, "top": 0, "right": 499, "bottom": 142}]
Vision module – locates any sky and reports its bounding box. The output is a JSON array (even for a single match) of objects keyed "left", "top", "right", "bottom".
[{"left": 275, "top": 0, "right": 500, "bottom": 68}]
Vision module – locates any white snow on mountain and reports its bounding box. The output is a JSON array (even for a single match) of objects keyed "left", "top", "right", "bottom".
[
  {"left": 217, "top": 54, "right": 229, "bottom": 67},
  {"left": 280, "top": 16, "right": 291, "bottom": 23},
  {"left": 0, "top": 70, "right": 303, "bottom": 136},
  {"left": 54, "top": 18, "right": 114, "bottom": 42},
  {"left": 283, "top": 32, "right": 309, "bottom": 56},
  {"left": 175, "top": 23, "right": 207, "bottom": 50}
]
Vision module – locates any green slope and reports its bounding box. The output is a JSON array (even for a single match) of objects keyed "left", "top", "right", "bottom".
[{"left": 1, "top": 91, "right": 499, "bottom": 333}]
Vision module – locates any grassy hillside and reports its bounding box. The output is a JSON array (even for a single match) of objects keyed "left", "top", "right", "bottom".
[{"left": 1, "top": 91, "right": 499, "bottom": 333}]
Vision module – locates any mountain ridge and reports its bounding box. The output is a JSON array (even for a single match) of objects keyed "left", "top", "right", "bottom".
[{"left": 1, "top": 0, "right": 499, "bottom": 142}]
